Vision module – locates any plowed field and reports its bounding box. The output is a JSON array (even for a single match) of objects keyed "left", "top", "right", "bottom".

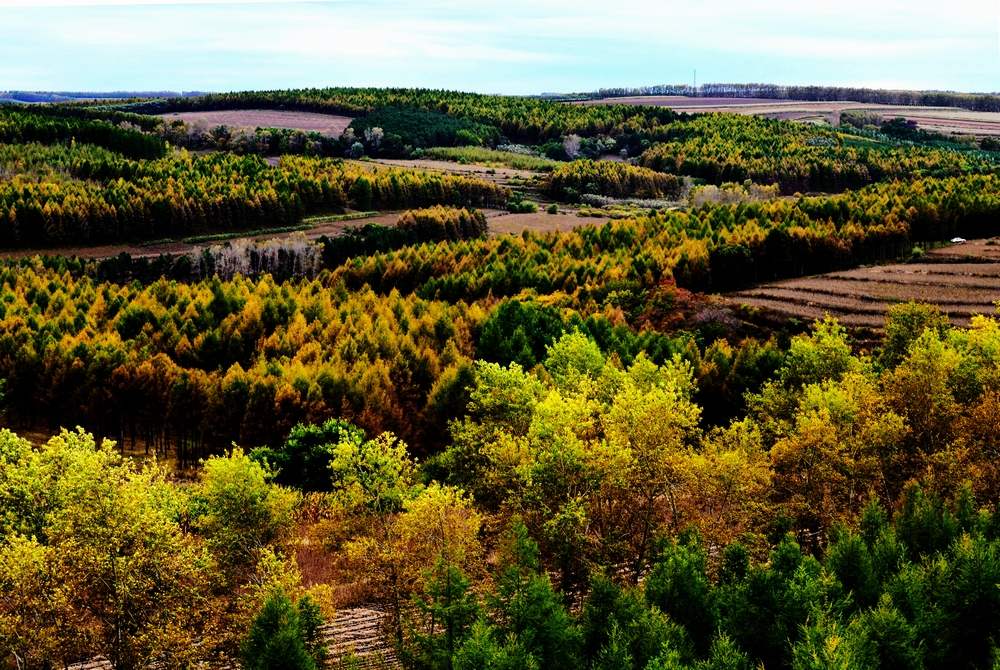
[{"left": 731, "top": 262, "right": 1000, "bottom": 327}]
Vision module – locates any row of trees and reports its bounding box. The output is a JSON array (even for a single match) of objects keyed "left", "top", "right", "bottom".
[
  {"left": 0, "top": 144, "right": 509, "bottom": 247},
  {"left": 95, "top": 233, "right": 325, "bottom": 284},
  {"left": 545, "top": 160, "right": 681, "bottom": 200},
  {"left": 395, "top": 206, "right": 489, "bottom": 243},
  {"left": 157, "top": 119, "right": 341, "bottom": 157},
  {"left": 280, "top": 156, "right": 510, "bottom": 212}
]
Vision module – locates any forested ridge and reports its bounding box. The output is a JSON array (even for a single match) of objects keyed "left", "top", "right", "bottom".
[
  {"left": 84, "top": 89, "right": 999, "bottom": 178},
  {"left": 16, "top": 95, "right": 997, "bottom": 198}
]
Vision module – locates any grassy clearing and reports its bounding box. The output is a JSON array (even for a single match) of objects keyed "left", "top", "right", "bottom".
[
  {"left": 138, "top": 238, "right": 177, "bottom": 248},
  {"left": 425, "top": 147, "right": 559, "bottom": 171}
]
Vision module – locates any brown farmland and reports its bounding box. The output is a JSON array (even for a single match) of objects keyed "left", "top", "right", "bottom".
[
  {"left": 159, "top": 109, "right": 353, "bottom": 135},
  {"left": 919, "top": 237, "right": 1000, "bottom": 264},
  {"left": 730, "top": 262, "right": 1000, "bottom": 327}
]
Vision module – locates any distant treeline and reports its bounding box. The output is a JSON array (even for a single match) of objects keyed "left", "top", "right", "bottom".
[
  {"left": 592, "top": 83, "right": 1000, "bottom": 113},
  {"left": 15, "top": 102, "right": 174, "bottom": 132},
  {"left": 0, "top": 91, "right": 208, "bottom": 103}
]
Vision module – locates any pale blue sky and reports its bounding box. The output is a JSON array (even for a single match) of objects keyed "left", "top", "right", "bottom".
[{"left": 0, "top": 0, "right": 997, "bottom": 95}]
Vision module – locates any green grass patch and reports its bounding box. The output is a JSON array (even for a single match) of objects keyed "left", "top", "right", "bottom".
[
  {"left": 182, "top": 225, "right": 312, "bottom": 244},
  {"left": 302, "top": 212, "right": 379, "bottom": 224},
  {"left": 425, "top": 147, "right": 559, "bottom": 172}
]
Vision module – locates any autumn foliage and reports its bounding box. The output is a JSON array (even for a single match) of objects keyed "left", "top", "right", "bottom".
[
  {"left": 334, "top": 174, "right": 1000, "bottom": 299},
  {"left": 5, "top": 87, "right": 1000, "bottom": 670},
  {"left": 545, "top": 159, "right": 681, "bottom": 199},
  {"left": 395, "top": 206, "right": 488, "bottom": 242},
  {"left": 0, "top": 142, "right": 508, "bottom": 247}
]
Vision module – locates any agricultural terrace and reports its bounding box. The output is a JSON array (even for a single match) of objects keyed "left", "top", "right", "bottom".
[{"left": 732, "top": 262, "right": 1000, "bottom": 327}]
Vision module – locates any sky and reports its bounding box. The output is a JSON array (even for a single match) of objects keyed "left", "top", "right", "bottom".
[{"left": 0, "top": 0, "right": 997, "bottom": 95}]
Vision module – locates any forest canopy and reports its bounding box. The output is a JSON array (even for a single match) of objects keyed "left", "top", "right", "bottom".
[{"left": 3, "top": 84, "right": 1000, "bottom": 670}]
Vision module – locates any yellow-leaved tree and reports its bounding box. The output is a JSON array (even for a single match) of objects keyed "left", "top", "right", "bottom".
[
  {"left": 0, "top": 428, "right": 208, "bottom": 670},
  {"left": 321, "top": 429, "right": 482, "bottom": 642}
]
